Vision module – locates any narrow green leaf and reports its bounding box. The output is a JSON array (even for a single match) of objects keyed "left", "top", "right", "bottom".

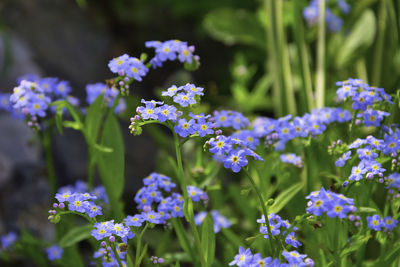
[
  {"left": 336, "top": 10, "right": 376, "bottom": 68},
  {"left": 201, "top": 214, "right": 215, "bottom": 267},
  {"left": 63, "top": 120, "right": 83, "bottom": 130},
  {"left": 97, "top": 113, "right": 125, "bottom": 219},
  {"left": 171, "top": 218, "right": 195, "bottom": 261},
  {"left": 93, "top": 143, "right": 113, "bottom": 153},
  {"left": 55, "top": 103, "right": 64, "bottom": 134},
  {"left": 268, "top": 182, "right": 304, "bottom": 214},
  {"left": 85, "top": 94, "right": 105, "bottom": 143},
  {"left": 358, "top": 207, "right": 378, "bottom": 213},
  {"left": 221, "top": 228, "right": 244, "bottom": 248},
  {"left": 203, "top": 8, "right": 266, "bottom": 49},
  {"left": 340, "top": 235, "right": 371, "bottom": 257},
  {"left": 59, "top": 224, "right": 93, "bottom": 248},
  {"left": 383, "top": 242, "right": 400, "bottom": 265}
]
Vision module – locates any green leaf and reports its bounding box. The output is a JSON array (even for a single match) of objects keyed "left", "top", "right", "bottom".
[
  {"left": 19, "top": 230, "right": 49, "bottom": 267},
  {"left": 85, "top": 94, "right": 105, "bottom": 143},
  {"left": 63, "top": 120, "right": 83, "bottom": 130},
  {"left": 383, "top": 242, "right": 400, "bottom": 265},
  {"left": 336, "top": 10, "right": 376, "bottom": 68},
  {"left": 268, "top": 182, "right": 304, "bottom": 214},
  {"left": 358, "top": 207, "right": 379, "bottom": 213},
  {"left": 97, "top": 113, "right": 125, "bottom": 219},
  {"left": 55, "top": 103, "right": 64, "bottom": 134},
  {"left": 59, "top": 224, "right": 93, "bottom": 248},
  {"left": 171, "top": 218, "right": 195, "bottom": 261},
  {"left": 203, "top": 8, "right": 266, "bottom": 49},
  {"left": 93, "top": 143, "right": 113, "bottom": 153},
  {"left": 201, "top": 214, "right": 215, "bottom": 267},
  {"left": 221, "top": 228, "right": 244, "bottom": 248},
  {"left": 340, "top": 235, "right": 371, "bottom": 257}
]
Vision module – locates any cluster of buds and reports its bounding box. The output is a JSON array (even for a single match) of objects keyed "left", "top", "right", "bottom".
[
  {"left": 391, "top": 152, "right": 400, "bottom": 171},
  {"left": 150, "top": 255, "right": 165, "bottom": 265},
  {"left": 129, "top": 115, "right": 143, "bottom": 135},
  {"left": 48, "top": 202, "right": 65, "bottom": 223},
  {"left": 26, "top": 115, "right": 41, "bottom": 131},
  {"left": 116, "top": 76, "right": 131, "bottom": 96}
]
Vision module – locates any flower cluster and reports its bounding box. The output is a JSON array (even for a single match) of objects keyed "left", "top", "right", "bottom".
[
  {"left": 336, "top": 78, "right": 391, "bottom": 127},
  {"left": 57, "top": 181, "right": 109, "bottom": 203},
  {"left": 91, "top": 220, "right": 135, "bottom": 243},
  {"left": 366, "top": 215, "right": 398, "bottom": 232},
  {"left": 46, "top": 245, "right": 63, "bottom": 261},
  {"left": 253, "top": 107, "right": 351, "bottom": 152},
  {"left": 0, "top": 93, "right": 24, "bottom": 119},
  {"left": 207, "top": 134, "right": 264, "bottom": 173},
  {"left": 8, "top": 75, "right": 78, "bottom": 129},
  {"left": 130, "top": 83, "right": 217, "bottom": 139},
  {"left": 50, "top": 191, "right": 103, "bottom": 220},
  {"left": 229, "top": 247, "right": 314, "bottom": 267},
  {"left": 1, "top": 232, "right": 18, "bottom": 250},
  {"left": 86, "top": 83, "right": 126, "bottom": 114},
  {"left": 145, "top": 40, "right": 200, "bottom": 68},
  {"left": 280, "top": 153, "right": 303, "bottom": 168},
  {"left": 108, "top": 54, "right": 148, "bottom": 81},
  {"left": 306, "top": 188, "right": 356, "bottom": 219},
  {"left": 336, "top": 133, "right": 400, "bottom": 183},
  {"left": 211, "top": 110, "right": 250, "bottom": 130},
  {"left": 194, "top": 210, "right": 231, "bottom": 233},
  {"left": 257, "top": 213, "right": 301, "bottom": 248},
  {"left": 49, "top": 182, "right": 108, "bottom": 223},
  {"left": 303, "top": 0, "right": 350, "bottom": 32}
]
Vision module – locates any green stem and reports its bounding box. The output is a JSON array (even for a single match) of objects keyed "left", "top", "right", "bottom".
[
  {"left": 42, "top": 129, "right": 57, "bottom": 196},
  {"left": 276, "top": 0, "right": 297, "bottom": 115},
  {"left": 315, "top": 0, "right": 326, "bottom": 108},
  {"left": 372, "top": 0, "right": 386, "bottom": 86},
  {"left": 172, "top": 128, "right": 207, "bottom": 267},
  {"left": 293, "top": 0, "right": 314, "bottom": 112},
  {"left": 265, "top": 0, "right": 284, "bottom": 116},
  {"left": 135, "top": 223, "right": 149, "bottom": 267},
  {"left": 243, "top": 169, "right": 275, "bottom": 254},
  {"left": 111, "top": 243, "right": 124, "bottom": 267},
  {"left": 87, "top": 149, "right": 96, "bottom": 189}
]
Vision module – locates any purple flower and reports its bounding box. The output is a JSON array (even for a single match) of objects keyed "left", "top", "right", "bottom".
[{"left": 46, "top": 245, "right": 63, "bottom": 261}]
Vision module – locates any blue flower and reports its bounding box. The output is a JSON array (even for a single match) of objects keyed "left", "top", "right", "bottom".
[
  {"left": 174, "top": 118, "right": 197, "bottom": 137},
  {"left": 282, "top": 250, "right": 307, "bottom": 265},
  {"left": 223, "top": 149, "right": 248, "bottom": 173},
  {"left": 125, "top": 214, "right": 145, "bottom": 227},
  {"left": 46, "top": 245, "right": 63, "bottom": 261},
  {"left": 173, "top": 92, "right": 196, "bottom": 107},
  {"left": 195, "top": 118, "right": 214, "bottom": 137},
  {"left": 1, "top": 232, "right": 18, "bottom": 250},
  {"left": 357, "top": 146, "right": 378, "bottom": 160},
  {"left": 86, "top": 202, "right": 103, "bottom": 218},
  {"left": 367, "top": 215, "right": 383, "bottom": 231},
  {"left": 349, "top": 163, "right": 367, "bottom": 181},
  {"left": 155, "top": 104, "right": 178, "bottom": 122},
  {"left": 335, "top": 151, "right": 352, "bottom": 167},
  {"left": 91, "top": 222, "right": 113, "bottom": 240},
  {"left": 229, "top": 246, "right": 253, "bottom": 267},
  {"left": 280, "top": 153, "right": 303, "bottom": 168},
  {"left": 285, "top": 232, "right": 302, "bottom": 248},
  {"left": 306, "top": 188, "right": 354, "bottom": 218},
  {"left": 382, "top": 216, "right": 398, "bottom": 230},
  {"left": 146, "top": 40, "right": 199, "bottom": 68},
  {"left": 143, "top": 211, "right": 162, "bottom": 224},
  {"left": 187, "top": 186, "right": 208, "bottom": 202},
  {"left": 359, "top": 109, "right": 389, "bottom": 127}
]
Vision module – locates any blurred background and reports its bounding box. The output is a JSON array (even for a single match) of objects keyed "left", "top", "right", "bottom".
[{"left": 0, "top": 0, "right": 399, "bottom": 265}]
